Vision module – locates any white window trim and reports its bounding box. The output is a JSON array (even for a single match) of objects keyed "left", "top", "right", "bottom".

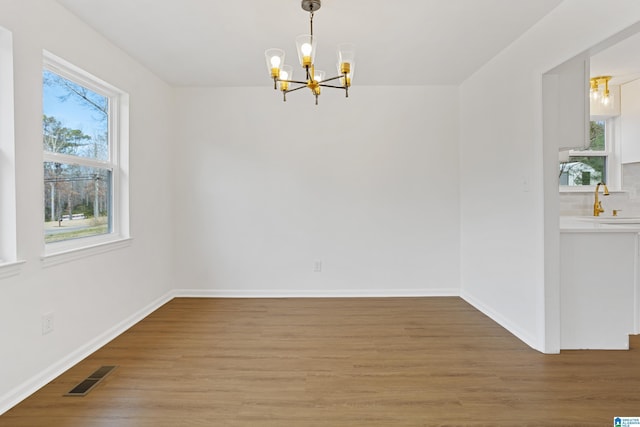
[
  {"left": 41, "top": 51, "right": 130, "bottom": 262},
  {"left": 0, "top": 26, "right": 19, "bottom": 275},
  {"left": 559, "top": 117, "right": 622, "bottom": 192},
  {"left": 41, "top": 238, "right": 132, "bottom": 268},
  {"left": 0, "top": 260, "right": 26, "bottom": 280}
]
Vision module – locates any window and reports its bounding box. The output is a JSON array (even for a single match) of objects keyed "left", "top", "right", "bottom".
[
  {"left": 43, "top": 52, "right": 129, "bottom": 257},
  {"left": 559, "top": 121, "right": 606, "bottom": 186},
  {"left": 559, "top": 119, "right": 620, "bottom": 190}
]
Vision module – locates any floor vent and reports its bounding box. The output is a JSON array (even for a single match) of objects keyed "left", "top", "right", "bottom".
[{"left": 65, "top": 365, "right": 117, "bottom": 396}]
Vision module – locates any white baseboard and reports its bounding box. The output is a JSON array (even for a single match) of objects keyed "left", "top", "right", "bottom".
[
  {"left": 460, "top": 290, "right": 541, "bottom": 352},
  {"left": 0, "top": 289, "right": 176, "bottom": 416},
  {"left": 174, "top": 288, "right": 460, "bottom": 298}
]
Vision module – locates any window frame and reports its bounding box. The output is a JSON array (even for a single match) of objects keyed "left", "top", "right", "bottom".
[
  {"left": 0, "top": 25, "right": 20, "bottom": 277},
  {"left": 42, "top": 51, "right": 130, "bottom": 262},
  {"left": 559, "top": 117, "right": 622, "bottom": 192}
]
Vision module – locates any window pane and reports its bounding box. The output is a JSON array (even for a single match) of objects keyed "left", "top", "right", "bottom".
[
  {"left": 589, "top": 120, "right": 605, "bottom": 151},
  {"left": 559, "top": 156, "right": 606, "bottom": 186},
  {"left": 44, "top": 162, "right": 111, "bottom": 243},
  {"left": 42, "top": 70, "right": 109, "bottom": 160}
]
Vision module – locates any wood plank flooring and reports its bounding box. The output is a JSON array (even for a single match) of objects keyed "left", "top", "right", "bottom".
[{"left": 1, "top": 297, "right": 639, "bottom": 426}]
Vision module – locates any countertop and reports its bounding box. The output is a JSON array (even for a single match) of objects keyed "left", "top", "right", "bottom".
[{"left": 560, "top": 216, "right": 640, "bottom": 233}]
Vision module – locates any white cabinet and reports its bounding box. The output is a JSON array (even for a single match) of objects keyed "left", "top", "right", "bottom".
[
  {"left": 621, "top": 78, "right": 640, "bottom": 164},
  {"left": 560, "top": 231, "right": 637, "bottom": 349},
  {"left": 543, "top": 53, "right": 590, "bottom": 151}
]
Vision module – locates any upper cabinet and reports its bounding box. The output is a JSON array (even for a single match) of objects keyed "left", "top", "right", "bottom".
[
  {"left": 543, "top": 53, "right": 590, "bottom": 151},
  {"left": 621, "top": 79, "right": 640, "bottom": 164}
]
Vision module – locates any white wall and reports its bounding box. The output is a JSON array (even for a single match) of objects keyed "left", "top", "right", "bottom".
[
  {"left": 459, "top": 0, "right": 640, "bottom": 352},
  {"left": 0, "top": 0, "right": 175, "bottom": 412},
  {"left": 173, "top": 86, "right": 460, "bottom": 297}
]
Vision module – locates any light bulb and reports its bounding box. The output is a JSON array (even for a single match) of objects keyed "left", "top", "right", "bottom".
[
  {"left": 265, "top": 48, "right": 285, "bottom": 79},
  {"left": 279, "top": 65, "right": 293, "bottom": 92},
  {"left": 295, "top": 35, "right": 316, "bottom": 68},
  {"left": 301, "top": 43, "right": 313, "bottom": 56}
]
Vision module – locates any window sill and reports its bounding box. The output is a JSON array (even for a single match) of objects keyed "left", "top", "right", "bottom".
[
  {"left": 0, "top": 260, "right": 26, "bottom": 280},
  {"left": 559, "top": 187, "right": 626, "bottom": 194},
  {"left": 41, "top": 236, "right": 132, "bottom": 268}
]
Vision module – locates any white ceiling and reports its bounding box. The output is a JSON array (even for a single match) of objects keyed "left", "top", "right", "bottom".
[
  {"left": 55, "top": 0, "right": 562, "bottom": 87},
  {"left": 591, "top": 31, "right": 640, "bottom": 86}
]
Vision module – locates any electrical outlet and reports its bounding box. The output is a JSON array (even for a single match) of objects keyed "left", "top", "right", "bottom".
[
  {"left": 313, "top": 260, "right": 322, "bottom": 273},
  {"left": 42, "top": 312, "right": 54, "bottom": 335}
]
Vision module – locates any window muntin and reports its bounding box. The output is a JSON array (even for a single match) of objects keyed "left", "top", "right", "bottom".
[{"left": 42, "top": 52, "right": 127, "bottom": 254}]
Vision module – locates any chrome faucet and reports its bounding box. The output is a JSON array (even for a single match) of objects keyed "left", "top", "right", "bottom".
[{"left": 593, "top": 182, "right": 609, "bottom": 216}]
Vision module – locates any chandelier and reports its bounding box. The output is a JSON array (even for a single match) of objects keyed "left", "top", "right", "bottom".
[
  {"left": 590, "top": 76, "right": 612, "bottom": 107},
  {"left": 264, "top": 0, "right": 355, "bottom": 105}
]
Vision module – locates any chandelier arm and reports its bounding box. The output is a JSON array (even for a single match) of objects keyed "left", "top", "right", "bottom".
[
  {"left": 319, "top": 75, "right": 344, "bottom": 84},
  {"left": 280, "top": 79, "right": 309, "bottom": 85},
  {"left": 283, "top": 84, "right": 308, "bottom": 94},
  {"left": 318, "top": 83, "right": 349, "bottom": 97},
  {"left": 318, "top": 84, "right": 347, "bottom": 89}
]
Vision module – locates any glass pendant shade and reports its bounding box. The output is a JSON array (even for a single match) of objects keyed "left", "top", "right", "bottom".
[
  {"left": 265, "top": 48, "right": 285, "bottom": 78},
  {"left": 295, "top": 34, "right": 317, "bottom": 68},
  {"left": 590, "top": 76, "right": 612, "bottom": 105},
  {"left": 279, "top": 65, "right": 293, "bottom": 91},
  {"left": 337, "top": 43, "right": 355, "bottom": 75},
  {"left": 594, "top": 86, "right": 612, "bottom": 106},
  {"left": 311, "top": 69, "right": 325, "bottom": 95},
  {"left": 591, "top": 85, "right": 605, "bottom": 101},
  {"left": 590, "top": 80, "right": 599, "bottom": 100}
]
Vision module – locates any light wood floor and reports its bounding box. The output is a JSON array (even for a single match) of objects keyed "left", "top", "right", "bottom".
[{"left": 1, "top": 297, "right": 639, "bottom": 426}]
